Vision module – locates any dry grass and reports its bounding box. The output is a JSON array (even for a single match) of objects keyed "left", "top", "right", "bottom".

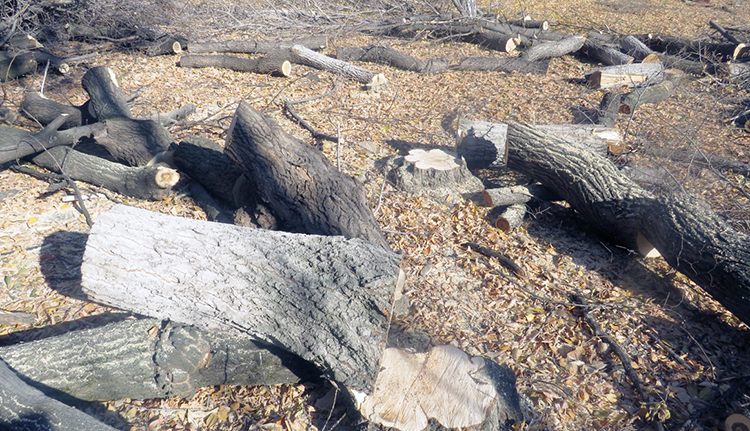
[{"left": 2, "top": 0, "right": 750, "bottom": 430}]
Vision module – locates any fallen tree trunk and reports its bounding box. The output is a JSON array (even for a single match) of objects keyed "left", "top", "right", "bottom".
[
  {"left": 0, "top": 359, "right": 116, "bottom": 431},
  {"left": 187, "top": 36, "right": 327, "bottom": 54},
  {"left": 0, "top": 317, "right": 312, "bottom": 402},
  {"left": 620, "top": 35, "right": 655, "bottom": 61},
  {"left": 336, "top": 46, "right": 449, "bottom": 74},
  {"left": 31, "top": 146, "right": 179, "bottom": 200},
  {"left": 458, "top": 56, "right": 550, "bottom": 74},
  {"left": 224, "top": 101, "right": 389, "bottom": 249},
  {"left": 503, "top": 122, "right": 750, "bottom": 326},
  {"left": 81, "top": 66, "right": 132, "bottom": 120},
  {"left": 81, "top": 204, "right": 402, "bottom": 395},
  {"left": 20, "top": 91, "right": 86, "bottom": 129},
  {"left": 178, "top": 54, "right": 292, "bottom": 76},
  {"left": 521, "top": 35, "right": 585, "bottom": 62},
  {"left": 291, "top": 44, "right": 386, "bottom": 87}
]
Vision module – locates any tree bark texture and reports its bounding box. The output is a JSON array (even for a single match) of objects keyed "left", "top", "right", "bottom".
[
  {"left": 80, "top": 66, "right": 132, "bottom": 120},
  {"left": 187, "top": 37, "right": 327, "bottom": 54},
  {"left": 178, "top": 54, "right": 291, "bottom": 76},
  {"left": 637, "top": 34, "right": 738, "bottom": 62},
  {"left": 290, "top": 45, "right": 385, "bottom": 85},
  {"left": 146, "top": 35, "right": 188, "bottom": 56},
  {"left": 467, "top": 29, "right": 520, "bottom": 53},
  {"left": 494, "top": 203, "right": 526, "bottom": 232},
  {"left": 505, "top": 122, "right": 750, "bottom": 326},
  {"left": 0, "top": 359, "right": 117, "bottom": 431},
  {"left": 458, "top": 56, "right": 550, "bottom": 74},
  {"left": 521, "top": 36, "right": 585, "bottom": 62},
  {"left": 81, "top": 204, "right": 402, "bottom": 394},
  {"left": 619, "top": 74, "right": 680, "bottom": 114},
  {"left": 93, "top": 118, "right": 174, "bottom": 166},
  {"left": 0, "top": 317, "right": 312, "bottom": 402},
  {"left": 31, "top": 146, "right": 179, "bottom": 200},
  {"left": 224, "top": 101, "right": 389, "bottom": 249},
  {"left": 620, "top": 35, "right": 655, "bottom": 61},
  {"left": 337, "top": 46, "right": 449, "bottom": 74}
]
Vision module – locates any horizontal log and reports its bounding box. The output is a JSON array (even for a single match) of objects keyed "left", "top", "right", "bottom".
[
  {"left": 336, "top": 46, "right": 449, "bottom": 74},
  {"left": 187, "top": 36, "right": 327, "bottom": 54},
  {"left": 620, "top": 35, "right": 654, "bottom": 61},
  {"left": 506, "top": 18, "right": 549, "bottom": 30},
  {"left": 291, "top": 44, "right": 386, "bottom": 87},
  {"left": 20, "top": 91, "right": 85, "bottom": 129},
  {"left": 31, "top": 146, "right": 179, "bottom": 200},
  {"left": 178, "top": 54, "right": 292, "bottom": 76},
  {"left": 81, "top": 204, "right": 402, "bottom": 395},
  {"left": 458, "top": 56, "right": 550, "bottom": 74},
  {"left": 0, "top": 317, "right": 311, "bottom": 401}
]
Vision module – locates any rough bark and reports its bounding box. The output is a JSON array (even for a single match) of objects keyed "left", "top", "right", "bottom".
[
  {"left": 224, "top": 101, "right": 389, "bottom": 249},
  {"left": 0, "top": 359, "right": 116, "bottom": 431},
  {"left": 458, "top": 56, "right": 549, "bottom": 74},
  {"left": 0, "top": 114, "right": 95, "bottom": 164},
  {"left": 521, "top": 36, "right": 585, "bottom": 62},
  {"left": 31, "top": 146, "right": 179, "bottom": 200},
  {"left": 0, "top": 317, "right": 313, "bottom": 402},
  {"left": 187, "top": 37, "right": 327, "bottom": 54},
  {"left": 586, "top": 61, "right": 665, "bottom": 89},
  {"left": 20, "top": 92, "right": 85, "bottom": 129},
  {"left": 637, "top": 34, "right": 738, "bottom": 62},
  {"left": 504, "top": 122, "right": 750, "bottom": 325},
  {"left": 582, "top": 38, "right": 634, "bottom": 66},
  {"left": 81, "top": 66, "right": 132, "bottom": 120},
  {"left": 0, "top": 51, "right": 36, "bottom": 81},
  {"left": 178, "top": 54, "right": 292, "bottom": 76},
  {"left": 290, "top": 44, "right": 386, "bottom": 86},
  {"left": 81, "top": 204, "right": 402, "bottom": 394},
  {"left": 468, "top": 29, "right": 520, "bottom": 53},
  {"left": 337, "top": 46, "right": 449, "bottom": 74}
]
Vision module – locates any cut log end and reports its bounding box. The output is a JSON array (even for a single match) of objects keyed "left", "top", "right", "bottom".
[
  {"left": 405, "top": 148, "right": 459, "bottom": 171},
  {"left": 641, "top": 53, "right": 661, "bottom": 63}
]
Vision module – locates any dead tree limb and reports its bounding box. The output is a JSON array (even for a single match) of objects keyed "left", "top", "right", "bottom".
[
  {"left": 81, "top": 66, "right": 132, "bottom": 120},
  {"left": 224, "top": 101, "right": 389, "bottom": 249}
]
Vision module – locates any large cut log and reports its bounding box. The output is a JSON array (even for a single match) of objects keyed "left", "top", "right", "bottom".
[
  {"left": 468, "top": 29, "right": 520, "bottom": 53},
  {"left": 31, "top": 146, "right": 179, "bottom": 200},
  {"left": 521, "top": 35, "right": 585, "bottom": 62},
  {"left": 187, "top": 36, "right": 327, "bottom": 54},
  {"left": 224, "top": 101, "right": 389, "bottom": 249},
  {"left": 290, "top": 44, "right": 386, "bottom": 87},
  {"left": 0, "top": 317, "right": 313, "bottom": 402},
  {"left": 178, "top": 54, "right": 292, "bottom": 76},
  {"left": 0, "top": 359, "right": 116, "bottom": 431},
  {"left": 456, "top": 119, "right": 617, "bottom": 169},
  {"left": 620, "top": 35, "right": 655, "bottom": 61},
  {"left": 336, "top": 46, "right": 449, "bottom": 74},
  {"left": 504, "top": 122, "right": 750, "bottom": 326},
  {"left": 636, "top": 34, "right": 738, "bottom": 62},
  {"left": 458, "top": 56, "right": 550, "bottom": 74},
  {"left": 81, "top": 204, "right": 402, "bottom": 395},
  {"left": 585, "top": 61, "right": 665, "bottom": 89}
]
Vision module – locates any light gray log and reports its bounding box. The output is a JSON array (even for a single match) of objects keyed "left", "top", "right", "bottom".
[
  {"left": 494, "top": 203, "right": 526, "bottom": 232},
  {"left": 582, "top": 38, "right": 634, "bottom": 66},
  {"left": 81, "top": 204, "right": 402, "bottom": 395},
  {"left": 290, "top": 44, "right": 386, "bottom": 86}
]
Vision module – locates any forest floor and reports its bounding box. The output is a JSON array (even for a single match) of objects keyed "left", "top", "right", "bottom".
[{"left": 2, "top": 0, "right": 750, "bottom": 430}]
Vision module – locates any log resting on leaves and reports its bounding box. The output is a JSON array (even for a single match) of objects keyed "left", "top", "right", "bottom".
[
  {"left": 81, "top": 66, "right": 132, "bottom": 120},
  {"left": 0, "top": 51, "right": 36, "bottom": 81},
  {"left": 81, "top": 204, "right": 402, "bottom": 395},
  {"left": 0, "top": 359, "right": 116, "bottom": 431},
  {"left": 0, "top": 317, "right": 312, "bottom": 402},
  {"left": 31, "top": 146, "right": 179, "bottom": 200},
  {"left": 504, "top": 122, "right": 750, "bottom": 326},
  {"left": 224, "top": 101, "right": 389, "bottom": 249},
  {"left": 521, "top": 36, "right": 585, "bottom": 62}
]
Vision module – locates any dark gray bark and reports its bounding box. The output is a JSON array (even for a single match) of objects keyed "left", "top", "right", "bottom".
[
  {"left": 596, "top": 91, "right": 623, "bottom": 127},
  {"left": 178, "top": 54, "right": 291, "bottom": 76},
  {"left": 0, "top": 317, "right": 313, "bottom": 402},
  {"left": 93, "top": 118, "right": 174, "bottom": 166},
  {"left": 458, "top": 56, "right": 549, "bottom": 74},
  {"left": 0, "top": 359, "right": 116, "bottom": 431},
  {"left": 81, "top": 204, "right": 402, "bottom": 394},
  {"left": 31, "top": 146, "right": 179, "bottom": 200},
  {"left": 636, "top": 34, "right": 738, "bottom": 62},
  {"left": 468, "top": 29, "right": 520, "bottom": 53},
  {"left": 146, "top": 35, "right": 188, "bottom": 56},
  {"left": 224, "top": 101, "right": 389, "bottom": 249},
  {"left": 186, "top": 37, "right": 327, "bottom": 54},
  {"left": 619, "top": 74, "right": 680, "bottom": 115},
  {"left": 81, "top": 66, "right": 132, "bottom": 121},
  {"left": 337, "top": 46, "right": 449, "bottom": 74},
  {"left": 504, "top": 122, "right": 750, "bottom": 326}
]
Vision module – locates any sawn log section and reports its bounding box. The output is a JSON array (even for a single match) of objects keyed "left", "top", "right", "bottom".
[{"left": 461, "top": 121, "right": 750, "bottom": 326}]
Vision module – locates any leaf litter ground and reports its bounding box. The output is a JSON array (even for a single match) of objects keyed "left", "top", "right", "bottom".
[{"left": 2, "top": 0, "right": 750, "bottom": 429}]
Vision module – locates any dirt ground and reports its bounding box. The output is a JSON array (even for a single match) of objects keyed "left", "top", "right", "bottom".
[{"left": 2, "top": 0, "right": 750, "bottom": 430}]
